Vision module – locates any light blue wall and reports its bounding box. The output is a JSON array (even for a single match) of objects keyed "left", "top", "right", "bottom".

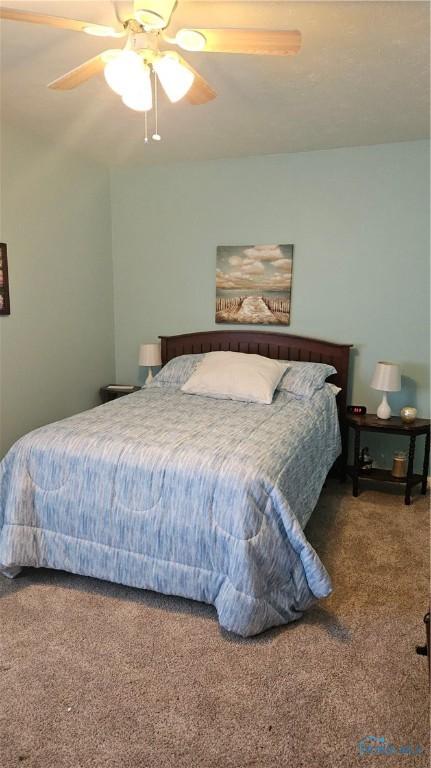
[
  {"left": 111, "top": 140, "right": 429, "bottom": 467},
  {"left": 2, "top": 133, "right": 428, "bottom": 468},
  {"left": 0, "top": 124, "right": 115, "bottom": 456}
]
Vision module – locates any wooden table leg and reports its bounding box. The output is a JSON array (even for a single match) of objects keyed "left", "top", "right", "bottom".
[
  {"left": 405, "top": 434, "right": 416, "bottom": 505},
  {"left": 353, "top": 427, "right": 360, "bottom": 497},
  {"left": 339, "top": 421, "right": 348, "bottom": 482},
  {"left": 421, "top": 430, "right": 430, "bottom": 495}
]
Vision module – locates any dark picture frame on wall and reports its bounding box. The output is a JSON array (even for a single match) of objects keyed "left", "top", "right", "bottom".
[{"left": 0, "top": 243, "right": 10, "bottom": 315}]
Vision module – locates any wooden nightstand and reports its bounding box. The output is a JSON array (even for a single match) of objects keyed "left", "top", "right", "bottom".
[
  {"left": 100, "top": 385, "right": 141, "bottom": 404},
  {"left": 345, "top": 414, "right": 430, "bottom": 505}
]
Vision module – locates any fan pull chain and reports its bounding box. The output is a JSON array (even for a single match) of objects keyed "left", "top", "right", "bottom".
[
  {"left": 144, "top": 110, "right": 148, "bottom": 143},
  {"left": 152, "top": 71, "right": 161, "bottom": 142}
]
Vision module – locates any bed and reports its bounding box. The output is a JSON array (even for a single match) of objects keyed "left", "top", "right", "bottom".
[{"left": 0, "top": 330, "right": 351, "bottom": 636}]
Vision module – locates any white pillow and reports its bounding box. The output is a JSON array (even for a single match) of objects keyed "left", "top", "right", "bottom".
[{"left": 181, "top": 351, "right": 288, "bottom": 405}]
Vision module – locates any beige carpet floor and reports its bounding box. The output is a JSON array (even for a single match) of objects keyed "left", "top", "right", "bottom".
[{"left": 1, "top": 482, "right": 429, "bottom": 768}]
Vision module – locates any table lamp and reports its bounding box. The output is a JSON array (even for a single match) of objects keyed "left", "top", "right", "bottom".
[
  {"left": 370, "top": 361, "right": 401, "bottom": 419},
  {"left": 139, "top": 343, "right": 161, "bottom": 385}
]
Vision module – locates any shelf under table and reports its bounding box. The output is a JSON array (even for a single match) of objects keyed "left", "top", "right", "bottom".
[{"left": 346, "top": 466, "right": 423, "bottom": 486}]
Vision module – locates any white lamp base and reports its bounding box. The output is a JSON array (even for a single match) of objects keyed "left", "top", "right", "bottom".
[
  {"left": 376, "top": 392, "right": 391, "bottom": 420},
  {"left": 145, "top": 367, "right": 154, "bottom": 386}
]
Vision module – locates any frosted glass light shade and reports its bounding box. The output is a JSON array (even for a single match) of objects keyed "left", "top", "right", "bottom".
[
  {"left": 154, "top": 53, "right": 194, "bottom": 102},
  {"left": 104, "top": 51, "right": 142, "bottom": 96},
  {"left": 139, "top": 343, "right": 161, "bottom": 367},
  {"left": 122, "top": 64, "right": 153, "bottom": 111},
  {"left": 370, "top": 362, "right": 401, "bottom": 392}
]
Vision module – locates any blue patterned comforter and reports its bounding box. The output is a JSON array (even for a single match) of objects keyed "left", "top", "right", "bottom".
[{"left": 0, "top": 385, "right": 340, "bottom": 636}]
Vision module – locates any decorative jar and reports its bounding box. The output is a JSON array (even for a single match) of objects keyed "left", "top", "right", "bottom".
[
  {"left": 392, "top": 451, "right": 407, "bottom": 478},
  {"left": 400, "top": 406, "right": 417, "bottom": 424}
]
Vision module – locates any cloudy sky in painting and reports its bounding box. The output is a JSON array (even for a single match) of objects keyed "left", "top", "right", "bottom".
[{"left": 216, "top": 245, "right": 293, "bottom": 291}]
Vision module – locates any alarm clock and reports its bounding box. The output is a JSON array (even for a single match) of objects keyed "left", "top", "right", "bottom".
[{"left": 347, "top": 405, "right": 367, "bottom": 415}]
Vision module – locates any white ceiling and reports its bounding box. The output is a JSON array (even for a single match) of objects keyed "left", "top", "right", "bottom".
[{"left": 1, "top": 1, "right": 429, "bottom": 165}]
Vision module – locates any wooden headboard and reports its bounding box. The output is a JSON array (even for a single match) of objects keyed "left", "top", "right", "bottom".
[{"left": 160, "top": 330, "right": 352, "bottom": 414}]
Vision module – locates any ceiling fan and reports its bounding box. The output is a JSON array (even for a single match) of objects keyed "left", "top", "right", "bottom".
[{"left": 0, "top": 1, "right": 302, "bottom": 140}]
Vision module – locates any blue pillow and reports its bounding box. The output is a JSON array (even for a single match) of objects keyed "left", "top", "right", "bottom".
[
  {"left": 277, "top": 361, "right": 337, "bottom": 398},
  {"left": 151, "top": 354, "right": 204, "bottom": 387}
]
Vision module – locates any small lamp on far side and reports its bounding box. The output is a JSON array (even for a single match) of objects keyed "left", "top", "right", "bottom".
[
  {"left": 370, "top": 361, "right": 401, "bottom": 419},
  {"left": 139, "top": 343, "right": 161, "bottom": 386}
]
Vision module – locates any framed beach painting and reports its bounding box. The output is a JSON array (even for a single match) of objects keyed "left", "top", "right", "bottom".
[
  {"left": 0, "top": 243, "right": 10, "bottom": 316},
  {"left": 216, "top": 244, "right": 293, "bottom": 325}
]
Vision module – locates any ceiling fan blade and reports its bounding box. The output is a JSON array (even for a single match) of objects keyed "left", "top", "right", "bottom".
[
  {"left": 177, "top": 56, "right": 216, "bottom": 105},
  {"left": 48, "top": 53, "right": 110, "bottom": 91},
  {"left": 181, "top": 28, "right": 301, "bottom": 56},
  {"left": 0, "top": 7, "right": 125, "bottom": 37}
]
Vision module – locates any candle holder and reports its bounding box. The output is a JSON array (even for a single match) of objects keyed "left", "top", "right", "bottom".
[
  {"left": 392, "top": 451, "right": 407, "bottom": 479},
  {"left": 400, "top": 407, "right": 417, "bottom": 424}
]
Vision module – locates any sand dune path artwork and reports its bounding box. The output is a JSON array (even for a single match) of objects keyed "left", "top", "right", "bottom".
[{"left": 216, "top": 244, "right": 294, "bottom": 326}]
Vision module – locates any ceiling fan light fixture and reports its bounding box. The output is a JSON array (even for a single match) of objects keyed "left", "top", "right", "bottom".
[
  {"left": 133, "top": 0, "right": 177, "bottom": 30},
  {"left": 104, "top": 50, "right": 142, "bottom": 96},
  {"left": 175, "top": 29, "right": 206, "bottom": 52},
  {"left": 154, "top": 53, "right": 194, "bottom": 103},
  {"left": 122, "top": 64, "right": 153, "bottom": 112}
]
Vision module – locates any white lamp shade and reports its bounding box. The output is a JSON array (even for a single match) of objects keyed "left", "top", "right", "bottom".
[
  {"left": 370, "top": 362, "right": 401, "bottom": 392},
  {"left": 139, "top": 343, "right": 161, "bottom": 367}
]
